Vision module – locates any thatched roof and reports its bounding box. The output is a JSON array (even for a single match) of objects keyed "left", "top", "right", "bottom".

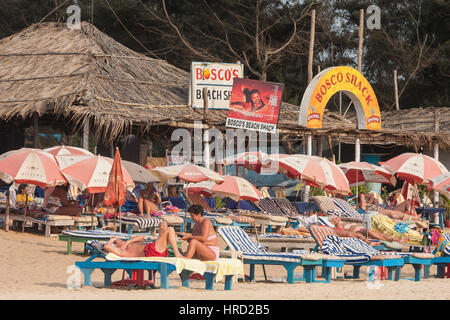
[
  {"left": 0, "top": 22, "right": 189, "bottom": 138},
  {"left": 0, "top": 22, "right": 448, "bottom": 151}
]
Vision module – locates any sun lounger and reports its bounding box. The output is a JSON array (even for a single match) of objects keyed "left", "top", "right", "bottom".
[
  {"left": 58, "top": 229, "right": 156, "bottom": 254},
  {"left": 218, "top": 226, "right": 344, "bottom": 283},
  {"left": 76, "top": 241, "right": 243, "bottom": 290},
  {"left": 0, "top": 212, "right": 75, "bottom": 236},
  {"left": 308, "top": 225, "right": 432, "bottom": 281}
]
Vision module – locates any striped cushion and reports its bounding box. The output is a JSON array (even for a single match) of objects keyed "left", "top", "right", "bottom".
[
  {"left": 333, "top": 198, "right": 361, "bottom": 217},
  {"left": 312, "top": 196, "right": 344, "bottom": 215},
  {"left": 218, "top": 226, "right": 308, "bottom": 263},
  {"left": 309, "top": 225, "right": 338, "bottom": 248},
  {"left": 63, "top": 229, "right": 131, "bottom": 239},
  {"left": 120, "top": 215, "right": 161, "bottom": 229},
  {"left": 321, "top": 235, "right": 370, "bottom": 263}
]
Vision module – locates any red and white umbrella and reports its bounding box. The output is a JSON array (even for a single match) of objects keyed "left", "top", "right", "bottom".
[
  {"left": 222, "top": 151, "right": 271, "bottom": 172},
  {"left": 379, "top": 153, "right": 448, "bottom": 184},
  {"left": 56, "top": 155, "right": 134, "bottom": 193},
  {"left": 427, "top": 172, "right": 450, "bottom": 195},
  {"left": 339, "top": 161, "right": 397, "bottom": 187},
  {"left": 43, "top": 145, "right": 94, "bottom": 157},
  {"left": 187, "top": 175, "right": 262, "bottom": 202},
  {"left": 269, "top": 154, "right": 350, "bottom": 194},
  {"left": 151, "top": 163, "right": 224, "bottom": 183},
  {"left": 0, "top": 148, "right": 66, "bottom": 188}
]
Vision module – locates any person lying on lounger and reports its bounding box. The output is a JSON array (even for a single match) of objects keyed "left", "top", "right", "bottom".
[
  {"left": 330, "top": 216, "right": 408, "bottom": 243},
  {"left": 104, "top": 221, "right": 183, "bottom": 258},
  {"left": 178, "top": 204, "right": 220, "bottom": 261},
  {"left": 360, "top": 192, "right": 422, "bottom": 222}
]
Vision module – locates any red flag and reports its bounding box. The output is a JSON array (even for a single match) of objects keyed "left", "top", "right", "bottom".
[{"left": 103, "top": 148, "right": 126, "bottom": 207}]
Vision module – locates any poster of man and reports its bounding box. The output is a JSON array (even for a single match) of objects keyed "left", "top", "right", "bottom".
[{"left": 226, "top": 78, "right": 283, "bottom": 133}]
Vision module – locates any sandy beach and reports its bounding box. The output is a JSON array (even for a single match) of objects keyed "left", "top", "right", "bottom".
[{"left": 1, "top": 229, "right": 449, "bottom": 300}]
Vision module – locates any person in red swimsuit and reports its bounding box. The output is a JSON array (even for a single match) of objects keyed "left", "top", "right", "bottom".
[{"left": 104, "top": 221, "right": 183, "bottom": 258}]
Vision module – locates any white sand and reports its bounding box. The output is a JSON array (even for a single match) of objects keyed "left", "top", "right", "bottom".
[{"left": 0, "top": 229, "right": 449, "bottom": 300}]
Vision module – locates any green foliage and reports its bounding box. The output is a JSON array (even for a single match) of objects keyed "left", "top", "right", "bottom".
[{"left": 350, "top": 184, "right": 368, "bottom": 196}]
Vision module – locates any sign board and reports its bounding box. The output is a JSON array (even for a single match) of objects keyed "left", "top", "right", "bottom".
[
  {"left": 226, "top": 78, "right": 283, "bottom": 134},
  {"left": 299, "top": 66, "right": 381, "bottom": 130},
  {"left": 189, "top": 62, "right": 244, "bottom": 109}
]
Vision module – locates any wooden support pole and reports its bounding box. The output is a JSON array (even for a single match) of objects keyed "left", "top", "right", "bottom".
[
  {"left": 304, "top": 134, "right": 313, "bottom": 202},
  {"left": 4, "top": 190, "right": 9, "bottom": 232},
  {"left": 83, "top": 118, "right": 90, "bottom": 150},
  {"left": 203, "top": 87, "right": 208, "bottom": 121},
  {"left": 433, "top": 109, "right": 440, "bottom": 206},
  {"left": 355, "top": 137, "right": 361, "bottom": 162},
  {"left": 308, "top": 10, "right": 316, "bottom": 83},
  {"left": 33, "top": 113, "right": 39, "bottom": 148},
  {"left": 358, "top": 9, "right": 364, "bottom": 72},
  {"left": 394, "top": 70, "right": 400, "bottom": 110}
]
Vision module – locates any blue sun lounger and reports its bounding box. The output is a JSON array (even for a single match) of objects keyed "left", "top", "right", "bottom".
[{"left": 218, "top": 226, "right": 344, "bottom": 284}]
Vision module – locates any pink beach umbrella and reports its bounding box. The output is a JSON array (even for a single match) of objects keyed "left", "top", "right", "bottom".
[
  {"left": 0, "top": 148, "right": 66, "bottom": 188},
  {"left": 379, "top": 153, "right": 448, "bottom": 185},
  {"left": 187, "top": 175, "right": 262, "bottom": 202},
  {"left": 269, "top": 154, "right": 351, "bottom": 195},
  {"left": 427, "top": 172, "right": 450, "bottom": 196},
  {"left": 151, "top": 163, "right": 224, "bottom": 183},
  {"left": 0, "top": 148, "right": 67, "bottom": 232},
  {"left": 43, "top": 145, "right": 94, "bottom": 156},
  {"left": 339, "top": 161, "right": 397, "bottom": 187},
  {"left": 222, "top": 151, "right": 271, "bottom": 172},
  {"left": 56, "top": 155, "right": 134, "bottom": 193}
]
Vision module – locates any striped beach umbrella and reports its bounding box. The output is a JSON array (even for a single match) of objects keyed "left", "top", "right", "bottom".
[
  {"left": 151, "top": 163, "right": 224, "bottom": 183},
  {"left": 339, "top": 161, "right": 397, "bottom": 187},
  {"left": 269, "top": 154, "right": 351, "bottom": 194},
  {"left": 187, "top": 175, "right": 262, "bottom": 202},
  {"left": 43, "top": 145, "right": 94, "bottom": 156},
  {"left": 0, "top": 148, "right": 66, "bottom": 188},
  {"left": 222, "top": 151, "right": 271, "bottom": 172},
  {"left": 427, "top": 172, "right": 450, "bottom": 196},
  {"left": 56, "top": 155, "right": 134, "bottom": 193},
  {"left": 379, "top": 153, "right": 448, "bottom": 184}
]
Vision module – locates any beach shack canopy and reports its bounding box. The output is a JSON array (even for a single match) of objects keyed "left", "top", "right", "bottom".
[{"left": 0, "top": 22, "right": 448, "bottom": 151}]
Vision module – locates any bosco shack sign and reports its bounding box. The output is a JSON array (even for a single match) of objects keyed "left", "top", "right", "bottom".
[
  {"left": 189, "top": 62, "right": 244, "bottom": 109},
  {"left": 299, "top": 66, "right": 381, "bottom": 130},
  {"left": 226, "top": 78, "right": 283, "bottom": 134}
]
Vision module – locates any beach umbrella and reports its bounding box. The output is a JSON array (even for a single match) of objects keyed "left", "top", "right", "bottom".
[
  {"left": 379, "top": 153, "right": 448, "bottom": 185},
  {"left": 187, "top": 175, "right": 263, "bottom": 202},
  {"left": 339, "top": 161, "right": 397, "bottom": 187},
  {"left": 104, "top": 148, "right": 127, "bottom": 230},
  {"left": 56, "top": 155, "right": 134, "bottom": 193},
  {"left": 151, "top": 163, "right": 224, "bottom": 183},
  {"left": 0, "top": 148, "right": 66, "bottom": 187},
  {"left": 222, "top": 151, "right": 271, "bottom": 172},
  {"left": 121, "top": 160, "right": 160, "bottom": 184},
  {"left": 43, "top": 145, "right": 94, "bottom": 156},
  {"left": 0, "top": 148, "right": 67, "bottom": 232},
  {"left": 269, "top": 154, "right": 351, "bottom": 195},
  {"left": 426, "top": 172, "right": 450, "bottom": 196}
]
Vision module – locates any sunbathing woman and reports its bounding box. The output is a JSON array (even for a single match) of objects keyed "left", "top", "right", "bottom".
[
  {"left": 330, "top": 217, "right": 408, "bottom": 243},
  {"left": 104, "top": 221, "right": 182, "bottom": 258},
  {"left": 43, "top": 185, "right": 81, "bottom": 217},
  {"left": 178, "top": 204, "right": 219, "bottom": 261},
  {"left": 138, "top": 183, "right": 161, "bottom": 217}
]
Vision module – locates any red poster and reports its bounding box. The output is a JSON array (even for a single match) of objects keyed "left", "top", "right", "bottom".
[{"left": 226, "top": 78, "right": 283, "bottom": 133}]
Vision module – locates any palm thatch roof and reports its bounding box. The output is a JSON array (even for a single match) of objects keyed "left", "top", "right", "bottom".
[{"left": 0, "top": 22, "right": 448, "bottom": 151}]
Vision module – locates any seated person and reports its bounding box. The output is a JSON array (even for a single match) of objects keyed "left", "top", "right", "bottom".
[
  {"left": 138, "top": 183, "right": 161, "bottom": 217},
  {"left": 15, "top": 184, "right": 34, "bottom": 207},
  {"left": 88, "top": 193, "right": 116, "bottom": 215},
  {"left": 178, "top": 204, "right": 219, "bottom": 261},
  {"left": 330, "top": 216, "right": 408, "bottom": 243},
  {"left": 167, "top": 185, "right": 179, "bottom": 197},
  {"left": 104, "top": 221, "right": 182, "bottom": 258},
  {"left": 360, "top": 192, "right": 421, "bottom": 221},
  {"left": 43, "top": 185, "right": 81, "bottom": 217}
]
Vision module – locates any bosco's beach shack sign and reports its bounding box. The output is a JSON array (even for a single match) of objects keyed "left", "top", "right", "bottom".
[
  {"left": 189, "top": 62, "right": 244, "bottom": 109},
  {"left": 299, "top": 66, "right": 381, "bottom": 130}
]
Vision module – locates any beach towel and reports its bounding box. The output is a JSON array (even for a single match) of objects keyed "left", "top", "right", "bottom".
[
  {"left": 105, "top": 253, "right": 244, "bottom": 283},
  {"left": 371, "top": 214, "right": 422, "bottom": 244}
]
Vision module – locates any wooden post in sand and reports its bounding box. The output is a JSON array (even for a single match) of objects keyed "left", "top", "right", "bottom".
[
  {"left": 21, "top": 195, "right": 29, "bottom": 233},
  {"left": 4, "top": 190, "right": 10, "bottom": 232}
]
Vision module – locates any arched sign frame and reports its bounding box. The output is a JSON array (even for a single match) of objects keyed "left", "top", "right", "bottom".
[{"left": 299, "top": 66, "right": 381, "bottom": 130}]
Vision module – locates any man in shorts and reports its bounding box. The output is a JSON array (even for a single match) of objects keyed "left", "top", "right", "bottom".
[{"left": 104, "top": 221, "right": 183, "bottom": 258}]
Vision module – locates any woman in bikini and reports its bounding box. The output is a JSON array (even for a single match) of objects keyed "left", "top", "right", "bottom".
[
  {"left": 179, "top": 204, "right": 219, "bottom": 261},
  {"left": 138, "top": 183, "right": 161, "bottom": 217}
]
